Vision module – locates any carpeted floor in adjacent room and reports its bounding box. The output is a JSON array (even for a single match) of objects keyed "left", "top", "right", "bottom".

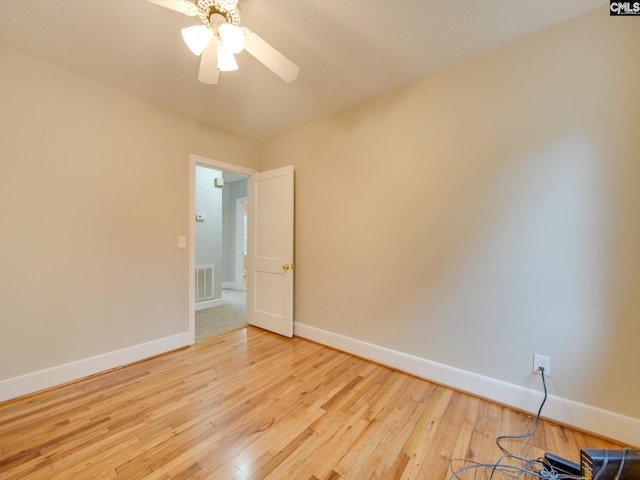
[{"left": 195, "top": 289, "right": 247, "bottom": 341}]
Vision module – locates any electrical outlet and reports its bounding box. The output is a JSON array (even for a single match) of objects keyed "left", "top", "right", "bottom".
[{"left": 533, "top": 354, "right": 551, "bottom": 376}]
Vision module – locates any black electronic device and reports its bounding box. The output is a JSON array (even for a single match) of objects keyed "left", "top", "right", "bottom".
[
  {"left": 581, "top": 449, "right": 640, "bottom": 480},
  {"left": 543, "top": 452, "right": 581, "bottom": 476}
]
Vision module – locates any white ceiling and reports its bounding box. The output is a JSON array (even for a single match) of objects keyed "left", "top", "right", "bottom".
[{"left": 0, "top": 0, "right": 605, "bottom": 141}]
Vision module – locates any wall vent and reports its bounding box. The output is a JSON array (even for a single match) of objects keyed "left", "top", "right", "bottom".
[{"left": 195, "top": 264, "right": 214, "bottom": 302}]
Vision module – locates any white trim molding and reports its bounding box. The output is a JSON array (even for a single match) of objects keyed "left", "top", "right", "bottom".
[
  {"left": 195, "top": 298, "right": 224, "bottom": 311},
  {"left": 293, "top": 322, "right": 640, "bottom": 447},
  {"left": 0, "top": 332, "right": 190, "bottom": 403}
]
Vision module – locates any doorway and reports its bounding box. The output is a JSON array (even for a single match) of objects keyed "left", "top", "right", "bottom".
[
  {"left": 194, "top": 167, "right": 248, "bottom": 341},
  {"left": 235, "top": 197, "right": 248, "bottom": 291},
  {"left": 189, "top": 155, "right": 256, "bottom": 344}
]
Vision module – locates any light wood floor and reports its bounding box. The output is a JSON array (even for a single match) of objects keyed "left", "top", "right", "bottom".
[{"left": 0, "top": 327, "right": 622, "bottom": 479}]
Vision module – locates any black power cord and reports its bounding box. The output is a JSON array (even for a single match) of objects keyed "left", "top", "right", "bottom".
[
  {"left": 448, "top": 366, "right": 587, "bottom": 480},
  {"left": 495, "top": 366, "right": 548, "bottom": 460}
]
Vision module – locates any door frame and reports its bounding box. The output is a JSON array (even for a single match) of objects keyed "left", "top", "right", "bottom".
[{"left": 188, "top": 154, "right": 256, "bottom": 345}]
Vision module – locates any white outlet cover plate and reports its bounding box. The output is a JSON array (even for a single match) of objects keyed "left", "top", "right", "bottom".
[{"left": 533, "top": 353, "right": 551, "bottom": 376}]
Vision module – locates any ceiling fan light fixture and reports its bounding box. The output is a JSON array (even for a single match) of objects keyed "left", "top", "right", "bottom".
[
  {"left": 148, "top": 0, "right": 299, "bottom": 84},
  {"left": 217, "top": 23, "right": 245, "bottom": 54},
  {"left": 181, "top": 25, "right": 213, "bottom": 55},
  {"left": 217, "top": 45, "right": 238, "bottom": 71}
]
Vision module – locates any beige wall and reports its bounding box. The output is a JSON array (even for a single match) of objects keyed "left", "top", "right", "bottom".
[
  {"left": 261, "top": 8, "right": 640, "bottom": 419},
  {"left": 0, "top": 44, "right": 259, "bottom": 380}
]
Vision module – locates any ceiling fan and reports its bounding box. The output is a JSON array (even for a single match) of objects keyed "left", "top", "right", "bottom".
[{"left": 148, "top": 0, "right": 299, "bottom": 85}]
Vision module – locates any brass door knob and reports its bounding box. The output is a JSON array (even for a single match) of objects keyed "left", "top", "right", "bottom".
[{"left": 282, "top": 264, "right": 290, "bottom": 270}]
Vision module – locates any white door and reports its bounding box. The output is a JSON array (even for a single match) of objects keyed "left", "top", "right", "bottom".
[{"left": 247, "top": 166, "right": 294, "bottom": 337}]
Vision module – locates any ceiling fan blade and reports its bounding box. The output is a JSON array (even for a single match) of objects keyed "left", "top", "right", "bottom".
[
  {"left": 242, "top": 29, "right": 299, "bottom": 83},
  {"left": 146, "top": 0, "right": 198, "bottom": 16},
  {"left": 198, "top": 41, "right": 219, "bottom": 84}
]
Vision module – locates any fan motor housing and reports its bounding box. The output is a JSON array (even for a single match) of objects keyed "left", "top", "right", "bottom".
[{"left": 197, "top": 0, "right": 240, "bottom": 26}]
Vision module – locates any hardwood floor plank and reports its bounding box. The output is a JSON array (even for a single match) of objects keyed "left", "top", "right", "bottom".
[
  {"left": 337, "top": 380, "right": 434, "bottom": 478},
  {"left": 0, "top": 327, "right": 626, "bottom": 480}
]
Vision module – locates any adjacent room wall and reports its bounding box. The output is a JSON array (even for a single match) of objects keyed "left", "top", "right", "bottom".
[
  {"left": 195, "top": 166, "right": 223, "bottom": 301},
  {"left": 261, "top": 6, "right": 640, "bottom": 434},
  {"left": 0, "top": 44, "right": 259, "bottom": 388},
  {"left": 222, "top": 179, "right": 247, "bottom": 288}
]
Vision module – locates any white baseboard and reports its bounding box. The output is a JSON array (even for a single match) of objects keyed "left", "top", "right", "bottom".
[
  {"left": 293, "top": 322, "right": 640, "bottom": 447},
  {"left": 195, "top": 298, "right": 223, "bottom": 311},
  {"left": 222, "top": 282, "right": 246, "bottom": 290},
  {"left": 0, "top": 332, "right": 190, "bottom": 403}
]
